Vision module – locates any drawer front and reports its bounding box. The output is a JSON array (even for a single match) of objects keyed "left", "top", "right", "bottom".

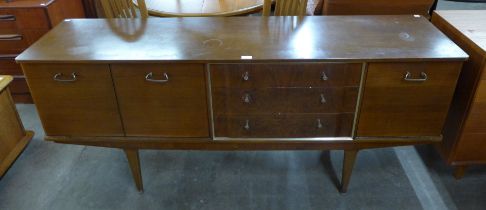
[
  {"left": 212, "top": 87, "right": 358, "bottom": 114},
  {"left": 0, "top": 8, "right": 50, "bottom": 31},
  {"left": 211, "top": 63, "right": 362, "bottom": 88},
  {"left": 0, "top": 56, "right": 22, "bottom": 75},
  {"left": 22, "top": 64, "right": 124, "bottom": 136},
  {"left": 215, "top": 113, "right": 353, "bottom": 138},
  {"left": 112, "top": 64, "right": 209, "bottom": 137},
  {"left": 0, "top": 29, "right": 49, "bottom": 54},
  {"left": 357, "top": 62, "right": 462, "bottom": 137}
]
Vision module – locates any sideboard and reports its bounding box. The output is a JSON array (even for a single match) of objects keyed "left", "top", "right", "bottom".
[
  {"left": 16, "top": 16, "right": 468, "bottom": 192},
  {"left": 0, "top": 0, "right": 85, "bottom": 103}
]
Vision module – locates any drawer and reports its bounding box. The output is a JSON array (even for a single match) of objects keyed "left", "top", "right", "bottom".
[
  {"left": 111, "top": 64, "right": 209, "bottom": 137},
  {"left": 0, "top": 29, "right": 49, "bottom": 54},
  {"left": 357, "top": 62, "right": 462, "bottom": 137},
  {"left": 212, "top": 87, "right": 358, "bottom": 114},
  {"left": 22, "top": 63, "right": 124, "bottom": 136},
  {"left": 211, "top": 63, "right": 362, "bottom": 88},
  {"left": 0, "top": 8, "right": 50, "bottom": 31},
  {"left": 9, "top": 77, "right": 29, "bottom": 94},
  {"left": 214, "top": 113, "right": 354, "bottom": 138},
  {"left": 0, "top": 56, "right": 22, "bottom": 75}
]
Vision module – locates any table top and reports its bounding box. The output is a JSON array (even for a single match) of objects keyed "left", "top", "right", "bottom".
[
  {"left": 16, "top": 15, "right": 468, "bottom": 63},
  {"left": 140, "top": 0, "right": 263, "bottom": 17},
  {"left": 0, "top": 76, "right": 13, "bottom": 92},
  {"left": 0, "top": 0, "right": 55, "bottom": 8},
  {"left": 433, "top": 10, "right": 486, "bottom": 55}
]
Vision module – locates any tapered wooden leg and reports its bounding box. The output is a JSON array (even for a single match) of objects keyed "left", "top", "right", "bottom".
[
  {"left": 453, "top": 165, "right": 468, "bottom": 180},
  {"left": 123, "top": 148, "right": 143, "bottom": 192},
  {"left": 340, "top": 150, "right": 359, "bottom": 193}
]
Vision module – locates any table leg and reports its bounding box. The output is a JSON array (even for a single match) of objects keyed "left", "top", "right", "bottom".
[
  {"left": 453, "top": 165, "right": 468, "bottom": 180},
  {"left": 340, "top": 149, "right": 359, "bottom": 193},
  {"left": 123, "top": 148, "right": 143, "bottom": 192}
]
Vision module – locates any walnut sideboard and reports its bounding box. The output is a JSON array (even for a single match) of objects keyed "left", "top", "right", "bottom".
[{"left": 16, "top": 16, "right": 467, "bottom": 192}]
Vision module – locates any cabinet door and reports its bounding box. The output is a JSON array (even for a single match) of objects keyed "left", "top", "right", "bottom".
[
  {"left": 22, "top": 64, "right": 124, "bottom": 136},
  {"left": 111, "top": 64, "right": 209, "bottom": 137},
  {"left": 357, "top": 62, "right": 462, "bottom": 137}
]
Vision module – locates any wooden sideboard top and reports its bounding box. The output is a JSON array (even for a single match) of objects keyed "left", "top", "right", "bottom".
[
  {"left": 0, "top": 75, "right": 13, "bottom": 91},
  {"left": 16, "top": 16, "right": 468, "bottom": 63},
  {"left": 0, "top": 0, "right": 55, "bottom": 8},
  {"left": 433, "top": 10, "right": 486, "bottom": 56}
]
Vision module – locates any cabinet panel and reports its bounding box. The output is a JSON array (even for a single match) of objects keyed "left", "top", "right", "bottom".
[
  {"left": 112, "top": 64, "right": 209, "bottom": 137},
  {"left": 211, "top": 63, "right": 362, "bottom": 88},
  {"left": 215, "top": 113, "right": 353, "bottom": 138},
  {"left": 357, "top": 62, "right": 462, "bottom": 137},
  {"left": 22, "top": 64, "right": 124, "bottom": 136}
]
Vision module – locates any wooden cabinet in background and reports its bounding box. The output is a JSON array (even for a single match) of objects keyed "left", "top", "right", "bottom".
[
  {"left": 432, "top": 10, "right": 486, "bottom": 178},
  {"left": 0, "top": 0, "right": 85, "bottom": 103}
]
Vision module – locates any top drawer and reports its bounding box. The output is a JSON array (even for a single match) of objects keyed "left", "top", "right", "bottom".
[
  {"left": 0, "top": 8, "right": 50, "bottom": 32},
  {"left": 210, "top": 63, "right": 362, "bottom": 88}
]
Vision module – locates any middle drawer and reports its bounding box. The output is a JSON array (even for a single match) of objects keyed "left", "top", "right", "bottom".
[{"left": 212, "top": 87, "right": 359, "bottom": 114}]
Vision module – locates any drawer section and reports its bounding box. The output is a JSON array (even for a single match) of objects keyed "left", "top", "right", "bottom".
[
  {"left": 357, "top": 62, "right": 462, "bottom": 137},
  {"left": 22, "top": 64, "right": 124, "bottom": 136},
  {"left": 214, "top": 113, "right": 354, "bottom": 138},
  {"left": 211, "top": 63, "right": 362, "bottom": 88},
  {"left": 0, "top": 56, "right": 22, "bottom": 75},
  {"left": 112, "top": 64, "right": 209, "bottom": 137},
  {"left": 0, "top": 8, "right": 50, "bottom": 31},
  {"left": 212, "top": 87, "right": 358, "bottom": 114},
  {"left": 0, "top": 29, "right": 49, "bottom": 54},
  {"left": 9, "top": 77, "right": 29, "bottom": 94}
]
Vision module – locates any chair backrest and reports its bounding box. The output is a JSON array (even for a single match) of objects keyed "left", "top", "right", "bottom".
[
  {"left": 100, "top": 0, "right": 148, "bottom": 18},
  {"left": 321, "top": 0, "right": 434, "bottom": 17},
  {"left": 263, "top": 0, "right": 309, "bottom": 16}
]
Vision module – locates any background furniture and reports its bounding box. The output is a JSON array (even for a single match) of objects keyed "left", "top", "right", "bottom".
[
  {"left": 100, "top": 0, "right": 148, "bottom": 18},
  {"left": 16, "top": 16, "right": 466, "bottom": 192},
  {"left": 432, "top": 10, "right": 486, "bottom": 178},
  {"left": 0, "top": 75, "right": 34, "bottom": 177},
  {"left": 140, "top": 0, "right": 264, "bottom": 17},
  {"left": 263, "top": 0, "right": 308, "bottom": 16},
  {"left": 0, "top": 0, "right": 85, "bottom": 103},
  {"left": 321, "top": 0, "right": 435, "bottom": 17}
]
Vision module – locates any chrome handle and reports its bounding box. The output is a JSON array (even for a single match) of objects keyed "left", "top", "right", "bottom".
[
  {"left": 317, "top": 119, "right": 323, "bottom": 129},
  {"left": 404, "top": 71, "right": 427, "bottom": 82},
  {"left": 53, "top": 73, "right": 77, "bottom": 82},
  {"left": 0, "top": 34, "right": 22, "bottom": 41},
  {"left": 244, "top": 120, "right": 250, "bottom": 131},
  {"left": 320, "top": 94, "right": 326, "bottom": 104},
  {"left": 145, "top": 72, "right": 169, "bottom": 83},
  {"left": 0, "top": 15, "right": 15, "bottom": 21},
  {"left": 243, "top": 93, "right": 251, "bottom": 104},
  {"left": 321, "top": 71, "right": 328, "bottom": 81},
  {"left": 242, "top": 71, "right": 249, "bottom": 81}
]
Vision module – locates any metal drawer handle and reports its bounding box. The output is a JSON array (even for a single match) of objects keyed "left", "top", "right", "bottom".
[
  {"left": 0, "top": 34, "right": 22, "bottom": 41},
  {"left": 0, "top": 15, "right": 15, "bottom": 21},
  {"left": 404, "top": 71, "right": 427, "bottom": 82},
  {"left": 244, "top": 120, "right": 250, "bottom": 131},
  {"left": 145, "top": 72, "right": 169, "bottom": 83},
  {"left": 242, "top": 71, "right": 249, "bottom": 81},
  {"left": 317, "top": 119, "right": 324, "bottom": 129},
  {"left": 53, "top": 73, "right": 77, "bottom": 82},
  {"left": 243, "top": 93, "right": 251, "bottom": 104},
  {"left": 321, "top": 71, "right": 328, "bottom": 81},
  {"left": 320, "top": 94, "right": 326, "bottom": 104}
]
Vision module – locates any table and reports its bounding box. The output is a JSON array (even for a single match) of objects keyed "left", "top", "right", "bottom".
[
  {"left": 140, "top": 0, "right": 264, "bottom": 17},
  {"left": 0, "top": 75, "right": 34, "bottom": 177},
  {"left": 16, "top": 16, "right": 467, "bottom": 193},
  {"left": 432, "top": 10, "right": 486, "bottom": 178}
]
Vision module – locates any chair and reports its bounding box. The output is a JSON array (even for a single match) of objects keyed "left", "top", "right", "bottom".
[
  {"left": 263, "top": 0, "right": 309, "bottom": 16},
  {"left": 100, "top": 0, "right": 149, "bottom": 18}
]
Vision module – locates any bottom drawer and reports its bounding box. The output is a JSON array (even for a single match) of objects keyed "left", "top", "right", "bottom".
[
  {"left": 9, "top": 77, "right": 30, "bottom": 94},
  {"left": 215, "top": 113, "right": 354, "bottom": 138}
]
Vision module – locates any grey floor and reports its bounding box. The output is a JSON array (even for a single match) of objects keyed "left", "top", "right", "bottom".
[{"left": 2, "top": 1, "right": 486, "bottom": 210}]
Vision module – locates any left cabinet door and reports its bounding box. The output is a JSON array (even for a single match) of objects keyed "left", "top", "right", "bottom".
[
  {"left": 111, "top": 64, "right": 209, "bottom": 137},
  {"left": 22, "top": 64, "right": 124, "bottom": 136}
]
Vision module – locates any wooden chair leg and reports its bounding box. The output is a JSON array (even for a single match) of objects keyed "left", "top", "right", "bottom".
[
  {"left": 453, "top": 165, "right": 467, "bottom": 180},
  {"left": 123, "top": 148, "right": 143, "bottom": 192},
  {"left": 340, "top": 149, "right": 359, "bottom": 193}
]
